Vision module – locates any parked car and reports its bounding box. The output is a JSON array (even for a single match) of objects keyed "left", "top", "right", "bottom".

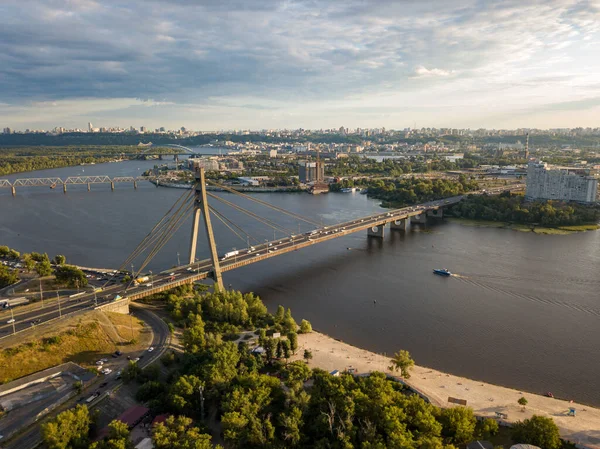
[
  {"left": 95, "top": 360, "right": 104, "bottom": 366},
  {"left": 7, "top": 319, "right": 15, "bottom": 324},
  {"left": 148, "top": 347, "right": 154, "bottom": 352}
]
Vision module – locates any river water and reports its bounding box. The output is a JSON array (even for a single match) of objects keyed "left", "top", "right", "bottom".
[{"left": 1, "top": 160, "right": 599, "bottom": 405}]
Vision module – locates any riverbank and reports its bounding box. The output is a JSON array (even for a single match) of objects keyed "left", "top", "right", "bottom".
[
  {"left": 291, "top": 331, "right": 600, "bottom": 449},
  {"left": 446, "top": 217, "right": 600, "bottom": 234}
]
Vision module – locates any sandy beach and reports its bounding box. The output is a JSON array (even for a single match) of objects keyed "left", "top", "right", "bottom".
[{"left": 291, "top": 331, "right": 600, "bottom": 449}]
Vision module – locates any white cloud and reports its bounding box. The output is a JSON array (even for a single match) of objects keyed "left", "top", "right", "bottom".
[
  {"left": 412, "top": 66, "right": 455, "bottom": 78},
  {"left": 1, "top": 0, "right": 600, "bottom": 129}
]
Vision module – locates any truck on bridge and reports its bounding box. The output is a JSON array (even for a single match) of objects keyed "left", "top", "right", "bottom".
[
  {"left": 135, "top": 276, "right": 150, "bottom": 284},
  {"left": 221, "top": 250, "right": 239, "bottom": 260}
]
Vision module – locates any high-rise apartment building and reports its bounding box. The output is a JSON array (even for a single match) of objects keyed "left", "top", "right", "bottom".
[
  {"left": 526, "top": 161, "right": 598, "bottom": 203},
  {"left": 88, "top": 122, "right": 93, "bottom": 132},
  {"left": 299, "top": 161, "right": 324, "bottom": 183}
]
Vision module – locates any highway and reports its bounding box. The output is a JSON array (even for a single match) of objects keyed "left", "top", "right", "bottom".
[
  {"left": 0, "top": 185, "right": 523, "bottom": 339},
  {"left": 1, "top": 305, "right": 171, "bottom": 449}
]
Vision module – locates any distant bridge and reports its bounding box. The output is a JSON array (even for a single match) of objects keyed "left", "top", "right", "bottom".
[{"left": 0, "top": 176, "right": 155, "bottom": 195}]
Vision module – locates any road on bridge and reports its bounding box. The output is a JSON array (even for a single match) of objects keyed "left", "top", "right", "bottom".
[{"left": 0, "top": 185, "right": 523, "bottom": 339}]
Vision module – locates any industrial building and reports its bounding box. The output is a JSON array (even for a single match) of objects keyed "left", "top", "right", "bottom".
[
  {"left": 526, "top": 161, "right": 598, "bottom": 203},
  {"left": 298, "top": 160, "right": 324, "bottom": 183}
]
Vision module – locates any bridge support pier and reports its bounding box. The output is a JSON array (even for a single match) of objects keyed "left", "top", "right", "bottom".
[
  {"left": 390, "top": 218, "right": 408, "bottom": 231},
  {"left": 190, "top": 168, "right": 224, "bottom": 291},
  {"left": 111, "top": 181, "right": 115, "bottom": 191},
  {"left": 411, "top": 214, "right": 427, "bottom": 225},
  {"left": 87, "top": 182, "right": 91, "bottom": 192},
  {"left": 367, "top": 225, "right": 385, "bottom": 238},
  {"left": 427, "top": 209, "right": 443, "bottom": 219},
  {"left": 134, "top": 181, "right": 137, "bottom": 190},
  {"left": 11, "top": 186, "right": 16, "bottom": 196},
  {"left": 63, "top": 183, "right": 67, "bottom": 194}
]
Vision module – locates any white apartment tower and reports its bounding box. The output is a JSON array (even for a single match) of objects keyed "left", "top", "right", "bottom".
[
  {"left": 88, "top": 122, "right": 93, "bottom": 132},
  {"left": 526, "top": 161, "right": 598, "bottom": 203}
]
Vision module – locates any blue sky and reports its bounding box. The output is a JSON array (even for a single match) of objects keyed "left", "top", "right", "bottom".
[{"left": 1, "top": 0, "right": 600, "bottom": 130}]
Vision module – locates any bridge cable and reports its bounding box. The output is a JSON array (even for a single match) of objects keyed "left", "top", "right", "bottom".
[
  {"left": 121, "top": 200, "right": 195, "bottom": 291},
  {"left": 205, "top": 180, "right": 321, "bottom": 227},
  {"left": 104, "top": 189, "right": 195, "bottom": 289},
  {"left": 115, "top": 188, "right": 195, "bottom": 272},
  {"left": 208, "top": 206, "right": 250, "bottom": 245},
  {"left": 135, "top": 201, "right": 196, "bottom": 276},
  {"left": 208, "top": 204, "right": 261, "bottom": 246},
  {"left": 206, "top": 192, "right": 295, "bottom": 237}
]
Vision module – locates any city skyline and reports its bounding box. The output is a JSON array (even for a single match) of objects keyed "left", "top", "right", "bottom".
[{"left": 1, "top": 0, "right": 600, "bottom": 130}]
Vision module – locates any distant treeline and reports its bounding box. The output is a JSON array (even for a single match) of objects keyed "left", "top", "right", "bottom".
[
  {"left": 330, "top": 176, "right": 479, "bottom": 208},
  {"left": 0, "top": 146, "right": 140, "bottom": 176},
  {"left": 2, "top": 131, "right": 600, "bottom": 148},
  {"left": 448, "top": 192, "right": 600, "bottom": 226}
]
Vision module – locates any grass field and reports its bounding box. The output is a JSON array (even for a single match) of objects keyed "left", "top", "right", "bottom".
[{"left": 0, "top": 311, "right": 151, "bottom": 384}]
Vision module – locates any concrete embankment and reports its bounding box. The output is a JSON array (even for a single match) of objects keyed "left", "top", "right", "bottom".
[
  {"left": 150, "top": 179, "right": 304, "bottom": 193},
  {"left": 292, "top": 331, "right": 600, "bottom": 449}
]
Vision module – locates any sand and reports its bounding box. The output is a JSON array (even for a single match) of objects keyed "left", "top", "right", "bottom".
[{"left": 291, "top": 331, "right": 600, "bottom": 449}]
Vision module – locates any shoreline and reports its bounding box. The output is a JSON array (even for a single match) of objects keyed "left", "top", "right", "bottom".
[
  {"left": 446, "top": 217, "right": 600, "bottom": 234},
  {"left": 291, "top": 330, "right": 600, "bottom": 449},
  {"left": 151, "top": 179, "right": 304, "bottom": 193}
]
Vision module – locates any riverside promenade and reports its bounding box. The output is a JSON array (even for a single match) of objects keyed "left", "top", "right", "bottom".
[{"left": 292, "top": 331, "right": 600, "bottom": 449}]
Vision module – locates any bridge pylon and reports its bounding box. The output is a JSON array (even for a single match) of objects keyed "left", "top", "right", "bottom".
[{"left": 189, "top": 167, "right": 224, "bottom": 291}]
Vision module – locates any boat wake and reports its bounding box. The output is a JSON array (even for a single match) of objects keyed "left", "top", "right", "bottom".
[{"left": 455, "top": 276, "right": 600, "bottom": 318}]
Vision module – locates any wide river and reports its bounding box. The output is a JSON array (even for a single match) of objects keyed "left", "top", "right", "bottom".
[{"left": 1, "top": 159, "right": 599, "bottom": 405}]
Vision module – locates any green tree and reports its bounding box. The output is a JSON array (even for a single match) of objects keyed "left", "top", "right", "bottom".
[
  {"left": 282, "top": 308, "right": 297, "bottom": 333},
  {"left": 511, "top": 415, "right": 561, "bottom": 449},
  {"left": 121, "top": 361, "right": 142, "bottom": 384},
  {"left": 518, "top": 396, "right": 528, "bottom": 409},
  {"left": 55, "top": 265, "right": 88, "bottom": 288},
  {"left": 288, "top": 332, "right": 298, "bottom": 353},
  {"left": 22, "top": 253, "right": 36, "bottom": 271},
  {"left": 53, "top": 254, "right": 67, "bottom": 265},
  {"left": 389, "top": 349, "right": 415, "bottom": 378},
  {"left": 42, "top": 404, "right": 91, "bottom": 449},
  {"left": 182, "top": 315, "right": 206, "bottom": 354},
  {"left": 36, "top": 259, "right": 53, "bottom": 276},
  {"left": 300, "top": 319, "right": 312, "bottom": 333},
  {"left": 153, "top": 415, "right": 222, "bottom": 449},
  {"left": 169, "top": 375, "right": 204, "bottom": 412},
  {"left": 477, "top": 418, "right": 499, "bottom": 439},
  {"left": 303, "top": 349, "right": 313, "bottom": 364},
  {"left": 275, "top": 305, "right": 285, "bottom": 323},
  {"left": 281, "top": 339, "right": 292, "bottom": 361},
  {"left": 0, "top": 246, "right": 9, "bottom": 257},
  {"left": 90, "top": 420, "right": 133, "bottom": 449},
  {"left": 0, "top": 265, "right": 19, "bottom": 288},
  {"left": 439, "top": 407, "right": 477, "bottom": 445}
]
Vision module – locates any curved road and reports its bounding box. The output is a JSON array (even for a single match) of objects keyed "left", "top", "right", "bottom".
[{"left": 1, "top": 305, "right": 170, "bottom": 449}]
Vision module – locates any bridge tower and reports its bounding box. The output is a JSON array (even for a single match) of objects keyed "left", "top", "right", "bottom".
[{"left": 189, "top": 167, "right": 224, "bottom": 291}]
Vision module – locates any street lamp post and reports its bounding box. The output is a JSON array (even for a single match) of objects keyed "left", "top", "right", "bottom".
[
  {"left": 233, "top": 247, "right": 237, "bottom": 263},
  {"left": 9, "top": 307, "right": 15, "bottom": 334},
  {"left": 56, "top": 291, "right": 62, "bottom": 318},
  {"left": 149, "top": 270, "right": 153, "bottom": 287},
  {"left": 39, "top": 278, "right": 44, "bottom": 309},
  {"left": 177, "top": 252, "right": 180, "bottom": 266}
]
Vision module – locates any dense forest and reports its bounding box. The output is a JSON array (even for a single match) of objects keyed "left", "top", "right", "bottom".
[
  {"left": 330, "top": 176, "right": 479, "bottom": 208},
  {"left": 448, "top": 192, "right": 600, "bottom": 226},
  {"left": 40, "top": 286, "right": 566, "bottom": 449}
]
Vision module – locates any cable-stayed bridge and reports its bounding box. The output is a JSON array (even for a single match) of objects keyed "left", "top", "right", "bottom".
[{"left": 0, "top": 168, "right": 524, "bottom": 338}]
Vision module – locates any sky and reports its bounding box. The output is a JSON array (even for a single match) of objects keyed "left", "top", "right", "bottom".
[{"left": 1, "top": 0, "right": 600, "bottom": 131}]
